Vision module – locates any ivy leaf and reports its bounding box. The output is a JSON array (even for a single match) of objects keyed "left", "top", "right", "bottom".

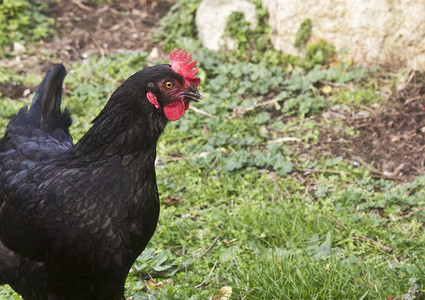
[
  {"left": 285, "top": 70, "right": 311, "bottom": 91},
  {"left": 274, "top": 159, "right": 293, "bottom": 176},
  {"left": 314, "top": 231, "right": 332, "bottom": 260},
  {"left": 253, "top": 112, "right": 270, "bottom": 124},
  {"left": 223, "top": 150, "right": 250, "bottom": 172}
]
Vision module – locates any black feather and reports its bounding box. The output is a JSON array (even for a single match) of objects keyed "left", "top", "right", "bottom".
[{"left": 0, "top": 62, "right": 195, "bottom": 299}]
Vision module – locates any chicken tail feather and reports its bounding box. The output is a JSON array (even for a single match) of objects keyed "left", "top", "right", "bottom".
[
  {"left": 26, "top": 64, "right": 71, "bottom": 134},
  {"left": 0, "top": 241, "right": 19, "bottom": 285}
]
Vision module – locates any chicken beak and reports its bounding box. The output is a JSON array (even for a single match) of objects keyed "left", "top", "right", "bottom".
[{"left": 181, "top": 88, "right": 202, "bottom": 103}]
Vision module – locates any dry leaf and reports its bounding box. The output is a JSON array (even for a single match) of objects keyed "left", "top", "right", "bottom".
[
  {"left": 165, "top": 196, "right": 182, "bottom": 206},
  {"left": 211, "top": 286, "right": 233, "bottom": 300},
  {"left": 144, "top": 279, "right": 164, "bottom": 290},
  {"left": 321, "top": 85, "right": 332, "bottom": 95}
]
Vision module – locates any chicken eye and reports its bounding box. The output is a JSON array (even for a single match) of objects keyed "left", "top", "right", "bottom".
[{"left": 164, "top": 81, "right": 174, "bottom": 89}]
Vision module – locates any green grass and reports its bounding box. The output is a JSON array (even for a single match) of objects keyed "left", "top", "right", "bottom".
[
  {"left": 1, "top": 0, "right": 425, "bottom": 297},
  {"left": 0, "top": 0, "right": 54, "bottom": 54},
  {"left": 1, "top": 52, "right": 425, "bottom": 299}
]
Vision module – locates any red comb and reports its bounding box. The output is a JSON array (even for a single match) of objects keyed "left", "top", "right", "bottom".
[{"left": 170, "top": 49, "right": 201, "bottom": 87}]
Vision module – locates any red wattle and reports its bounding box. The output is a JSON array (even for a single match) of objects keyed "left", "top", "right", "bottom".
[
  {"left": 163, "top": 99, "right": 186, "bottom": 121},
  {"left": 147, "top": 92, "right": 159, "bottom": 109}
]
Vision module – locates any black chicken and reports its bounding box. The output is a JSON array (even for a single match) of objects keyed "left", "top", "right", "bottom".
[{"left": 0, "top": 50, "right": 201, "bottom": 299}]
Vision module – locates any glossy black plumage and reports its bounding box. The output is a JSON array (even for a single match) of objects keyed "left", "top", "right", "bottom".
[{"left": 0, "top": 63, "right": 200, "bottom": 299}]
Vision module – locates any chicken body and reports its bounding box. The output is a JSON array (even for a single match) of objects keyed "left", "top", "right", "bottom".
[{"left": 0, "top": 52, "right": 200, "bottom": 299}]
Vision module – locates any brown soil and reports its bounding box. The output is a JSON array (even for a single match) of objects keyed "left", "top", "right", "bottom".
[
  {"left": 320, "top": 72, "right": 425, "bottom": 181},
  {"left": 0, "top": 0, "right": 175, "bottom": 96},
  {"left": 0, "top": 83, "right": 31, "bottom": 99},
  {"left": 44, "top": 0, "right": 174, "bottom": 63}
]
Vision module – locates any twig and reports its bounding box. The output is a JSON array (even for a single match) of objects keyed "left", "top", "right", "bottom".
[
  {"left": 393, "top": 207, "right": 425, "bottom": 221},
  {"left": 321, "top": 81, "right": 355, "bottom": 91},
  {"left": 202, "top": 157, "right": 219, "bottom": 180},
  {"left": 72, "top": 0, "right": 93, "bottom": 11},
  {"left": 176, "top": 235, "right": 221, "bottom": 274},
  {"left": 193, "top": 246, "right": 206, "bottom": 254},
  {"left": 190, "top": 106, "right": 216, "bottom": 118},
  {"left": 95, "top": 5, "right": 109, "bottom": 15},
  {"left": 199, "top": 235, "right": 221, "bottom": 258},
  {"left": 253, "top": 97, "right": 282, "bottom": 108},
  {"left": 156, "top": 154, "right": 185, "bottom": 162},
  {"left": 352, "top": 236, "right": 392, "bottom": 254},
  {"left": 297, "top": 168, "right": 350, "bottom": 175},
  {"left": 222, "top": 238, "right": 238, "bottom": 245},
  {"left": 267, "top": 137, "right": 301, "bottom": 144},
  {"left": 326, "top": 216, "right": 393, "bottom": 255},
  {"left": 195, "top": 261, "right": 218, "bottom": 288},
  {"left": 352, "top": 156, "right": 404, "bottom": 181},
  {"left": 230, "top": 97, "right": 282, "bottom": 119},
  {"left": 327, "top": 215, "right": 349, "bottom": 232},
  {"left": 403, "top": 96, "right": 422, "bottom": 106},
  {"left": 369, "top": 172, "right": 404, "bottom": 181},
  {"left": 405, "top": 69, "right": 416, "bottom": 85},
  {"left": 89, "top": 36, "right": 105, "bottom": 59},
  {"left": 300, "top": 167, "right": 402, "bottom": 181}
]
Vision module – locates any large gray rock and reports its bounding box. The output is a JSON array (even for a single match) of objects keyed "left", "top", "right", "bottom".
[
  {"left": 196, "top": 0, "right": 257, "bottom": 51},
  {"left": 262, "top": 0, "right": 425, "bottom": 70}
]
